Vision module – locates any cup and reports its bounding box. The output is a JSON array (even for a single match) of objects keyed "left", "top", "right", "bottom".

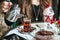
[{"left": 23, "top": 18, "right": 32, "bottom": 32}]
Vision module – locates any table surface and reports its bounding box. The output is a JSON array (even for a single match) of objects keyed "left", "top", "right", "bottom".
[{"left": 5, "top": 23, "right": 60, "bottom": 40}]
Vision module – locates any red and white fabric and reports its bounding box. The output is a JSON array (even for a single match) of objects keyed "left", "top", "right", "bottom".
[{"left": 43, "top": 4, "right": 54, "bottom": 22}]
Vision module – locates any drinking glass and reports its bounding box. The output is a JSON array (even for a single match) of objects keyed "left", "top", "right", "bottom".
[{"left": 23, "top": 18, "right": 31, "bottom": 32}]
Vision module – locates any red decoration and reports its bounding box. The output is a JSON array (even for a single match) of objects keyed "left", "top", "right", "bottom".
[
  {"left": 50, "top": 18, "right": 56, "bottom": 24},
  {"left": 45, "top": 4, "right": 50, "bottom": 8},
  {"left": 45, "top": 16, "right": 50, "bottom": 22},
  {"left": 50, "top": 20, "right": 54, "bottom": 24},
  {"left": 57, "top": 20, "right": 60, "bottom": 27}
]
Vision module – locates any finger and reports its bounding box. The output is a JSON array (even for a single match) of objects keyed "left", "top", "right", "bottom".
[
  {"left": 2, "top": 1, "right": 12, "bottom": 8},
  {"left": 2, "top": 8, "right": 9, "bottom": 12},
  {"left": 1, "top": 5, "right": 10, "bottom": 10},
  {"left": 2, "top": 6, "right": 10, "bottom": 12}
]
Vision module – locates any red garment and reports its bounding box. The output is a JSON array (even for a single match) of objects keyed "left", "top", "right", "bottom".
[{"left": 45, "top": 3, "right": 50, "bottom": 8}]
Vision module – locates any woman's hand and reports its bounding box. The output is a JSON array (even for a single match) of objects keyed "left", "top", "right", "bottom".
[{"left": 1, "top": 1, "right": 12, "bottom": 12}]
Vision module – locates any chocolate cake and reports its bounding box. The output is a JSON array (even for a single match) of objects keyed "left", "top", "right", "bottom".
[
  {"left": 36, "top": 30, "right": 54, "bottom": 36},
  {"left": 35, "top": 30, "right": 54, "bottom": 40}
]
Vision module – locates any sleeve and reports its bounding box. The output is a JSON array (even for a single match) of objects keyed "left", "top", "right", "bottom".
[{"left": 43, "top": 4, "right": 54, "bottom": 16}]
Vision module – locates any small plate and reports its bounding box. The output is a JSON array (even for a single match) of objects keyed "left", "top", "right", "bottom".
[{"left": 17, "top": 26, "right": 36, "bottom": 34}]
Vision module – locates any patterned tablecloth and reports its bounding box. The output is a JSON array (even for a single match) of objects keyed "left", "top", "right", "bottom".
[{"left": 5, "top": 22, "right": 60, "bottom": 40}]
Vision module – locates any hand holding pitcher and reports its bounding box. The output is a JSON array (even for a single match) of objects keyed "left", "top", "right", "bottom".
[{"left": 1, "top": 1, "right": 12, "bottom": 12}]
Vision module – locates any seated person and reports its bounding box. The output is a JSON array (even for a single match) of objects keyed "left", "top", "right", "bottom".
[
  {"left": 22, "top": 0, "right": 53, "bottom": 22},
  {"left": 22, "top": 0, "right": 43, "bottom": 22}
]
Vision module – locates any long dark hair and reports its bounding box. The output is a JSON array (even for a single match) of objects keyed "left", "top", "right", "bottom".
[
  {"left": 21, "top": 0, "right": 43, "bottom": 19},
  {"left": 19, "top": 0, "right": 31, "bottom": 18},
  {"left": 19, "top": 0, "right": 52, "bottom": 19}
]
